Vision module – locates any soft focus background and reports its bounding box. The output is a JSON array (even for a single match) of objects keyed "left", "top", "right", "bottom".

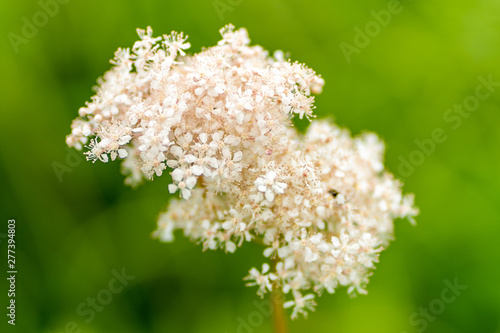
[{"left": 1, "top": 0, "right": 499, "bottom": 332}]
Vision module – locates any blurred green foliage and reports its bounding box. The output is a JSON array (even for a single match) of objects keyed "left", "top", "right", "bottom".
[{"left": 1, "top": 0, "right": 499, "bottom": 332}]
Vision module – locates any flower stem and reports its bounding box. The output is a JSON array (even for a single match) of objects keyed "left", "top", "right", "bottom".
[{"left": 272, "top": 287, "right": 288, "bottom": 333}]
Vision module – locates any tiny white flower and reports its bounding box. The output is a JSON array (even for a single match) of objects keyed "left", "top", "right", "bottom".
[{"left": 255, "top": 170, "right": 287, "bottom": 202}]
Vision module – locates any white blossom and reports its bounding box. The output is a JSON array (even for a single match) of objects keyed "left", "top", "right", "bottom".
[
  {"left": 255, "top": 170, "right": 287, "bottom": 202},
  {"left": 244, "top": 263, "right": 277, "bottom": 297},
  {"left": 283, "top": 292, "right": 317, "bottom": 319},
  {"left": 67, "top": 24, "right": 419, "bottom": 319}
]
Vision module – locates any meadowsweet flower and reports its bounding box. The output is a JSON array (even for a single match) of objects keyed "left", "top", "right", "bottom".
[
  {"left": 255, "top": 170, "right": 287, "bottom": 202},
  {"left": 244, "top": 263, "right": 277, "bottom": 297},
  {"left": 67, "top": 24, "right": 419, "bottom": 319},
  {"left": 283, "top": 292, "right": 317, "bottom": 319}
]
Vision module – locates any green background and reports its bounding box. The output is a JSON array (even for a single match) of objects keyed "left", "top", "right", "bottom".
[{"left": 1, "top": 0, "right": 499, "bottom": 332}]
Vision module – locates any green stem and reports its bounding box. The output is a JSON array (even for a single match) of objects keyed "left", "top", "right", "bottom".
[{"left": 272, "top": 282, "right": 287, "bottom": 333}]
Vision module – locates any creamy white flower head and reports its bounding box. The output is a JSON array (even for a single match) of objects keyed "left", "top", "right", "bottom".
[{"left": 67, "top": 24, "right": 418, "bottom": 319}]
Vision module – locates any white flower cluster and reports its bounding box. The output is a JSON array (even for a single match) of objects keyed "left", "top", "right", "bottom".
[{"left": 67, "top": 25, "right": 418, "bottom": 319}]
